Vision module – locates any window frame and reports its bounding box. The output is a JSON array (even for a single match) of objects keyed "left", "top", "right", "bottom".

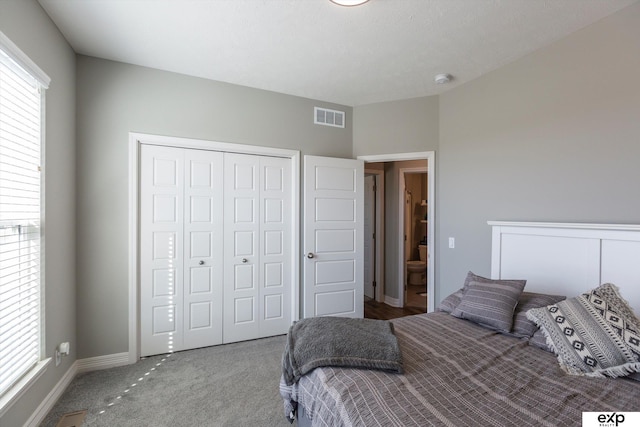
[{"left": 0, "top": 30, "right": 50, "bottom": 417}]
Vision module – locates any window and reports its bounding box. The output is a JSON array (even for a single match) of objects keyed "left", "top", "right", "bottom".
[{"left": 0, "top": 32, "right": 49, "bottom": 404}]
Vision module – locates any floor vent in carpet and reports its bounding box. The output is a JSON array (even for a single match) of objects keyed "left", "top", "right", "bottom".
[{"left": 56, "top": 410, "right": 87, "bottom": 427}]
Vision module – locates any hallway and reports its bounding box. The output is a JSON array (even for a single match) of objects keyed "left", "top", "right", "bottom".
[{"left": 364, "top": 285, "right": 427, "bottom": 320}]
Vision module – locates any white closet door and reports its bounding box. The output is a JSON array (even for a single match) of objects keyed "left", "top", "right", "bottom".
[
  {"left": 183, "top": 149, "right": 224, "bottom": 349},
  {"left": 303, "top": 155, "right": 364, "bottom": 318},
  {"left": 259, "top": 156, "right": 291, "bottom": 337},
  {"left": 223, "top": 153, "right": 260, "bottom": 342},
  {"left": 141, "top": 145, "right": 185, "bottom": 356}
]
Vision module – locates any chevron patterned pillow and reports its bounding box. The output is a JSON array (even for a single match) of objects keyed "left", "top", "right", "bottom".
[{"left": 527, "top": 283, "right": 640, "bottom": 377}]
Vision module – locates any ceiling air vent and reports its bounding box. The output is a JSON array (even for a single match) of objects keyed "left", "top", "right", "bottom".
[{"left": 314, "top": 107, "right": 345, "bottom": 128}]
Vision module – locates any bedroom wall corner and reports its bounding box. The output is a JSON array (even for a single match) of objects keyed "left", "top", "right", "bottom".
[
  {"left": 436, "top": 1, "right": 640, "bottom": 305},
  {"left": 0, "top": 1, "right": 77, "bottom": 426}
]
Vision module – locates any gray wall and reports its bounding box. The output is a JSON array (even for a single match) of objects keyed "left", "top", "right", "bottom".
[
  {"left": 75, "top": 56, "right": 353, "bottom": 358},
  {"left": 353, "top": 96, "right": 439, "bottom": 156},
  {"left": 437, "top": 2, "right": 640, "bottom": 302},
  {"left": 0, "top": 1, "right": 76, "bottom": 426}
]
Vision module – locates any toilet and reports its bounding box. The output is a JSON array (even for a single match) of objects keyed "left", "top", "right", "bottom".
[{"left": 407, "top": 245, "right": 427, "bottom": 285}]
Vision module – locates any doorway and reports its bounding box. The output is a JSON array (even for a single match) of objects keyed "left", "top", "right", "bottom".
[
  {"left": 357, "top": 152, "right": 436, "bottom": 318},
  {"left": 400, "top": 168, "right": 428, "bottom": 312}
]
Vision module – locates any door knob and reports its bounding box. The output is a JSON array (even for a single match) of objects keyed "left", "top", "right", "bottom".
[
  {"left": 307, "top": 252, "right": 314, "bottom": 259},
  {"left": 242, "top": 258, "right": 248, "bottom": 263},
  {"left": 199, "top": 260, "right": 204, "bottom": 265}
]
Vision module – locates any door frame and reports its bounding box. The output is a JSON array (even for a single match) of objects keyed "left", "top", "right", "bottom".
[
  {"left": 128, "top": 132, "right": 300, "bottom": 363},
  {"left": 364, "top": 169, "right": 384, "bottom": 302},
  {"left": 399, "top": 166, "right": 428, "bottom": 308},
  {"left": 357, "top": 151, "right": 435, "bottom": 313}
]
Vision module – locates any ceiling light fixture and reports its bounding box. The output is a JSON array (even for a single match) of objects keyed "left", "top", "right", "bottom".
[
  {"left": 434, "top": 73, "right": 452, "bottom": 85},
  {"left": 330, "top": 0, "right": 370, "bottom": 6}
]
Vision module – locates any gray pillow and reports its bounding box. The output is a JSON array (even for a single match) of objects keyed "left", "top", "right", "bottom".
[
  {"left": 436, "top": 271, "right": 527, "bottom": 314},
  {"left": 435, "top": 289, "right": 463, "bottom": 313},
  {"left": 462, "top": 271, "right": 526, "bottom": 292},
  {"left": 527, "top": 283, "right": 640, "bottom": 377},
  {"left": 511, "top": 292, "right": 566, "bottom": 338},
  {"left": 529, "top": 328, "right": 554, "bottom": 352},
  {"left": 627, "top": 372, "right": 640, "bottom": 382},
  {"left": 451, "top": 279, "right": 526, "bottom": 333}
]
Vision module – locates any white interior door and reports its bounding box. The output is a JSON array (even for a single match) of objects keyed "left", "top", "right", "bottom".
[
  {"left": 141, "top": 145, "right": 225, "bottom": 356},
  {"left": 364, "top": 175, "right": 375, "bottom": 300},
  {"left": 223, "top": 153, "right": 292, "bottom": 341},
  {"left": 183, "top": 149, "right": 224, "bottom": 349},
  {"left": 140, "top": 145, "right": 185, "bottom": 356},
  {"left": 259, "top": 156, "right": 292, "bottom": 337},
  {"left": 223, "top": 153, "right": 260, "bottom": 342},
  {"left": 303, "top": 155, "right": 364, "bottom": 318}
]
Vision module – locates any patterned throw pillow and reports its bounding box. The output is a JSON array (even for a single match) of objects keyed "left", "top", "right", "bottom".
[
  {"left": 527, "top": 283, "right": 640, "bottom": 377},
  {"left": 451, "top": 279, "right": 526, "bottom": 333}
]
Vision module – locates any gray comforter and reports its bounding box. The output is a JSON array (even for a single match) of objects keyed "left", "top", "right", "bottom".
[
  {"left": 282, "top": 316, "right": 403, "bottom": 385},
  {"left": 280, "top": 316, "right": 403, "bottom": 421},
  {"left": 281, "top": 312, "right": 640, "bottom": 426}
]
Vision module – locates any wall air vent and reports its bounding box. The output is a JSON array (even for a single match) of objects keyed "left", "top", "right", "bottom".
[{"left": 314, "top": 107, "right": 345, "bottom": 128}]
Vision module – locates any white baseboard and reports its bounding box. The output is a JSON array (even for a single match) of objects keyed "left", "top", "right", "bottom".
[
  {"left": 385, "top": 295, "right": 401, "bottom": 307},
  {"left": 25, "top": 352, "right": 133, "bottom": 426},
  {"left": 76, "top": 352, "right": 131, "bottom": 374},
  {"left": 24, "top": 361, "right": 77, "bottom": 427}
]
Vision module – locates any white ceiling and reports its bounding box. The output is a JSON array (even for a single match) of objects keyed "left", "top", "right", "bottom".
[{"left": 38, "top": 0, "right": 637, "bottom": 107}]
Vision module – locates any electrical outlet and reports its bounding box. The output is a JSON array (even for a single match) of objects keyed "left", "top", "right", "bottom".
[
  {"left": 55, "top": 342, "right": 70, "bottom": 366},
  {"left": 448, "top": 237, "right": 455, "bottom": 249}
]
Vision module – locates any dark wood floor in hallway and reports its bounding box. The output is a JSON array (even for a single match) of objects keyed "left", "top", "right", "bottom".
[{"left": 365, "top": 284, "right": 427, "bottom": 320}]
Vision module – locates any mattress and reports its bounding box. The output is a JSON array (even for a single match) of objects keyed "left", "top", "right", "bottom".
[{"left": 283, "top": 312, "right": 640, "bottom": 426}]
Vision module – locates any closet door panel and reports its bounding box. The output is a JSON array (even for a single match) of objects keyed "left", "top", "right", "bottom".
[
  {"left": 183, "top": 149, "right": 224, "bottom": 349},
  {"left": 224, "top": 153, "right": 260, "bottom": 343},
  {"left": 141, "top": 145, "right": 185, "bottom": 356},
  {"left": 259, "top": 156, "right": 291, "bottom": 337}
]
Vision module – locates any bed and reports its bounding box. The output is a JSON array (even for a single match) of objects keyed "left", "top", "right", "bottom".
[{"left": 281, "top": 222, "right": 640, "bottom": 426}]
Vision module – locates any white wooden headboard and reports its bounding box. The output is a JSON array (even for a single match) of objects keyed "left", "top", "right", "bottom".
[{"left": 489, "top": 221, "right": 640, "bottom": 315}]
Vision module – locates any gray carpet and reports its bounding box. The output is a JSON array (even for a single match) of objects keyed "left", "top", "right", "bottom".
[{"left": 41, "top": 335, "right": 290, "bottom": 427}]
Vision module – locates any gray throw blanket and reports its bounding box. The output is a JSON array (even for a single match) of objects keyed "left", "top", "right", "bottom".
[{"left": 281, "top": 316, "right": 403, "bottom": 387}]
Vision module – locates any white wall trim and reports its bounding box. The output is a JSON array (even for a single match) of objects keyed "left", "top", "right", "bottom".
[
  {"left": 358, "top": 151, "right": 435, "bottom": 312},
  {"left": 75, "top": 352, "right": 130, "bottom": 374},
  {"left": 0, "top": 30, "right": 51, "bottom": 88},
  {"left": 384, "top": 295, "right": 401, "bottom": 308},
  {"left": 129, "top": 132, "right": 300, "bottom": 362},
  {"left": 23, "top": 361, "right": 77, "bottom": 427},
  {"left": 358, "top": 152, "right": 430, "bottom": 163},
  {"left": 24, "top": 351, "right": 131, "bottom": 427},
  {"left": 129, "top": 132, "right": 299, "bottom": 158},
  {"left": 0, "top": 359, "right": 51, "bottom": 419}
]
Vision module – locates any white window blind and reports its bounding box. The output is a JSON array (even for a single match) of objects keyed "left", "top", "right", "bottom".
[{"left": 0, "top": 41, "right": 45, "bottom": 398}]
